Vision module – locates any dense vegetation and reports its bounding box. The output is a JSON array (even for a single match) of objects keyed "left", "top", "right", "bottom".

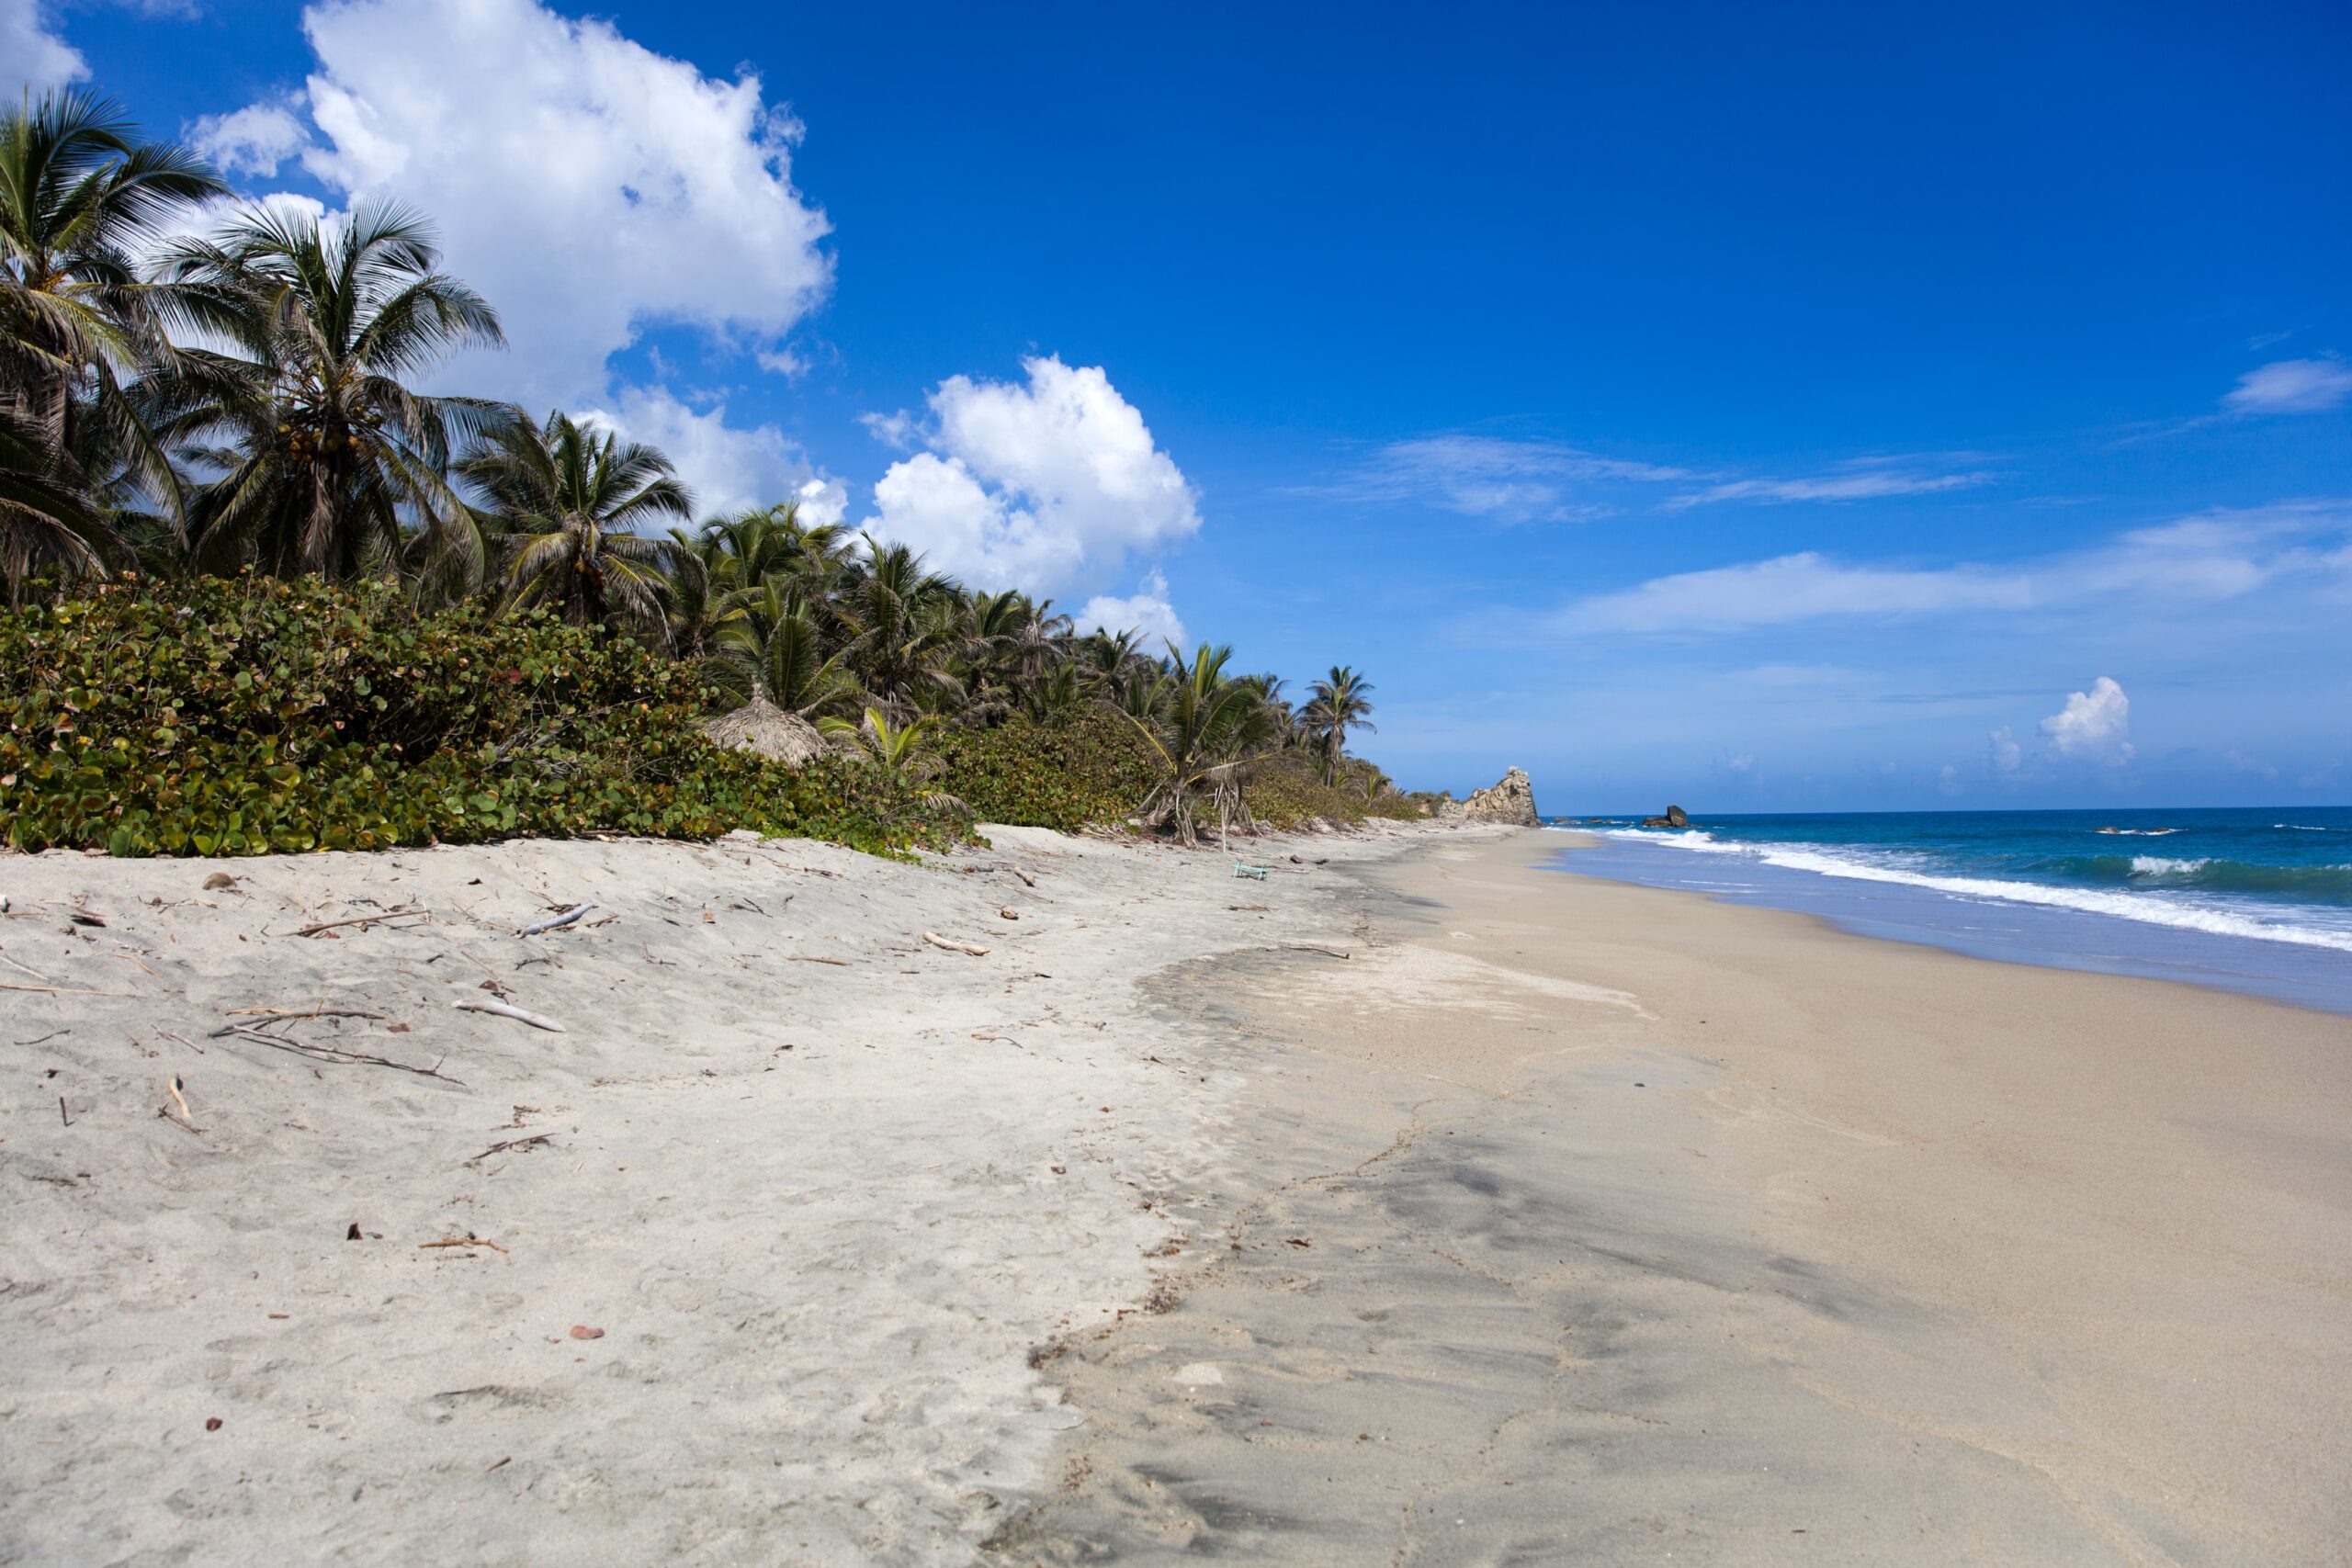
[{"left": 0, "top": 89, "right": 1410, "bottom": 856}]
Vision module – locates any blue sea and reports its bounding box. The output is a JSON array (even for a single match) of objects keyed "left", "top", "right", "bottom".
[{"left": 1544, "top": 807, "right": 2352, "bottom": 1016}]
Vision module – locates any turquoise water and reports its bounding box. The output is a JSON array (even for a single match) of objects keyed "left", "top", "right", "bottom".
[{"left": 1545, "top": 807, "right": 2352, "bottom": 1015}]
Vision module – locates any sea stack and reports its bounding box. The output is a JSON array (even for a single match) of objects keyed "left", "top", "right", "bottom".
[{"left": 1458, "top": 766, "right": 1540, "bottom": 826}]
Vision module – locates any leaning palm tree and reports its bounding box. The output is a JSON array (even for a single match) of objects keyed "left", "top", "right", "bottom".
[
  {"left": 1125, "top": 641, "right": 1283, "bottom": 845},
  {"left": 459, "top": 408, "right": 691, "bottom": 632},
  {"left": 1303, "top": 665, "right": 1376, "bottom": 784},
  {"left": 0, "top": 90, "right": 226, "bottom": 592},
  {"left": 154, "top": 200, "right": 505, "bottom": 582}
]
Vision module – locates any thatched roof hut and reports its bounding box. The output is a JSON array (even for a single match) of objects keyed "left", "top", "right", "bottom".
[{"left": 703, "top": 696, "right": 827, "bottom": 767}]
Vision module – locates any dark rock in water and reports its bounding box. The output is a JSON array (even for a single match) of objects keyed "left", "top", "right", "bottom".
[{"left": 1639, "top": 804, "right": 1690, "bottom": 829}]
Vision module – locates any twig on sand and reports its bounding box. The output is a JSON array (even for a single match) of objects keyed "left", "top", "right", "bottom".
[
  {"left": 465, "top": 1133, "right": 552, "bottom": 1165},
  {"left": 0, "top": 948, "right": 51, "bottom": 981},
  {"left": 453, "top": 996, "right": 566, "bottom": 1032},
  {"left": 167, "top": 1075, "right": 196, "bottom": 1124},
  {"left": 58, "top": 1095, "right": 70, "bottom": 1127},
  {"left": 785, "top": 953, "right": 850, "bottom": 967},
  {"left": 1281, "top": 944, "right": 1351, "bottom": 960},
  {"left": 285, "top": 908, "right": 426, "bottom": 939},
  {"left": 971, "top": 1032, "right": 1031, "bottom": 1053},
  {"left": 224, "top": 1007, "right": 387, "bottom": 1023},
  {"left": 922, "top": 931, "right": 989, "bottom": 957},
  {"left": 983, "top": 863, "right": 1039, "bottom": 887},
  {"left": 518, "top": 903, "right": 594, "bottom": 937},
  {"left": 209, "top": 1022, "right": 465, "bottom": 1084},
  {"left": 421, "top": 1234, "right": 508, "bottom": 1255},
  {"left": 0, "top": 982, "right": 123, "bottom": 996}
]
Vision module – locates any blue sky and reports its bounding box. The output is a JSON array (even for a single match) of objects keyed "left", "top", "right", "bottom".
[{"left": 14, "top": 0, "right": 2350, "bottom": 809}]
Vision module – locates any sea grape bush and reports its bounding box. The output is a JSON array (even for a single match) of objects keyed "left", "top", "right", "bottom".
[{"left": 0, "top": 575, "right": 956, "bottom": 857}]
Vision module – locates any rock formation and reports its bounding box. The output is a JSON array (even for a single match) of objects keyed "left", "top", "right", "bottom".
[
  {"left": 1640, "top": 804, "right": 1690, "bottom": 829},
  {"left": 1456, "top": 767, "right": 1539, "bottom": 827}
]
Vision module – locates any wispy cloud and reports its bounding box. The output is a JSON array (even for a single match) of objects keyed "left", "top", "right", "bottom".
[
  {"left": 1549, "top": 502, "right": 2352, "bottom": 636},
  {"left": 2222, "top": 357, "right": 2352, "bottom": 415},
  {"left": 1664, "top": 455, "right": 1996, "bottom": 509},
  {"left": 1313, "top": 434, "right": 1695, "bottom": 525}
]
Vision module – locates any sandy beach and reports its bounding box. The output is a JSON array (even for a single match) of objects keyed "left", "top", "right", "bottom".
[{"left": 6, "top": 825, "right": 2349, "bottom": 1565}]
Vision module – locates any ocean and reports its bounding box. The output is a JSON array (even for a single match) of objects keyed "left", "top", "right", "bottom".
[{"left": 1544, "top": 807, "right": 2352, "bottom": 1016}]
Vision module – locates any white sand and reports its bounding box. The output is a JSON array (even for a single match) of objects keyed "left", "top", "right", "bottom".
[{"left": 0, "top": 820, "right": 1490, "bottom": 1565}]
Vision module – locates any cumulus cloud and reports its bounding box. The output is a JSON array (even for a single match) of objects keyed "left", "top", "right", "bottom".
[
  {"left": 863, "top": 355, "right": 1201, "bottom": 595},
  {"left": 1316, "top": 434, "right": 1692, "bottom": 525},
  {"left": 580, "top": 387, "right": 843, "bottom": 526},
  {"left": 188, "top": 0, "right": 839, "bottom": 516},
  {"left": 1666, "top": 457, "right": 1995, "bottom": 509},
  {"left": 2039, "top": 676, "right": 2134, "bottom": 764},
  {"left": 1987, "top": 727, "right": 2022, "bottom": 773},
  {"left": 189, "top": 102, "right": 311, "bottom": 178},
  {"left": 1551, "top": 502, "right": 2352, "bottom": 636},
  {"left": 2223, "top": 357, "right": 2352, "bottom": 415},
  {"left": 1075, "top": 570, "right": 1189, "bottom": 649},
  {"left": 3, "top": 0, "right": 85, "bottom": 94}
]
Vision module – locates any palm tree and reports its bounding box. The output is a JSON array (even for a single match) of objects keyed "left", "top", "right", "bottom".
[
  {"left": 832, "top": 537, "right": 966, "bottom": 716},
  {"left": 0, "top": 89, "right": 225, "bottom": 594},
  {"left": 717, "top": 575, "right": 861, "bottom": 719},
  {"left": 818, "top": 705, "right": 966, "bottom": 815},
  {"left": 459, "top": 408, "right": 690, "bottom": 632},
  {"left": 1303, "top": 665, "right": 1376, "bottom": 784},
  {"left": 155, "top": 200, "right": 505, "bottom": 582},
  {"left": 1125, "top": 641, "right": 1283, "bottom": 845}
]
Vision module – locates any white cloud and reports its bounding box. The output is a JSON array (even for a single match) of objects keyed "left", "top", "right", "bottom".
[
  {"left": 1667, "top": 457, "right": 1995, "bottom": 509},
  {"left": 2223, "top": 357, "right": 2352, "bottom": 415},
  {"left": 1323, "top": 434, "right": 1693, "bottom": 524},
  {"left": 1724, "top": 752, "right": 1756, "bottom": 773},
  {"left": 864, "top": 355, "right": 1200, "bottom": 594},
  {"left": 2040, "top": 677, "right": 2134, "bottom": 764},
  {"left": 580, "top": 386, "right": 842, "bottom": 526},
  {"left": 3, "top": 0, "right": 85, "bottom": 94},
  {"left": 1552, "top": 502, "right": 2352, "bottom": 636},
  {"left": 1075, "top": 570, "right": 1188, "bottom": 650},
  {"left": 1938, "top": 763, "right": 1963, "bottom": 796},
  {"left": 1987, "top": 727, "right": 2022, "bottom": 774},
  {"left": 194, "top": 0, "right": 838, "bottom": 516},
  {"left": 189, "top": 101, "right": 310, "bottom": 177}
]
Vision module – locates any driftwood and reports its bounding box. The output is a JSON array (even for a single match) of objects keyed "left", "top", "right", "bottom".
[
  {"left": 785, "top": 954, "right": 850, "bottom": 967},
  {"left": 518, "top": 903, "right": 595, "bottom": 937},
  {"left": 224, "top": 1007, "right": 386, "bottom": 1023},
  {"left": 0, "top": 982, "right": 122, "bottom": 996},
  {"left": 421, "top": 1234, "right": 508, "bottom": 1255},
  {"left": 1282, "top": 944, "right": 1351, "bottom": 960},
  {"left": 453, "top": 996, "right": 567, "bottom": 1032},
  {"left": 922, "top": 931, "right": 989, "bottom": 957},
  {"left": 287, "top": 908, "right": 425, "bottom": 939},
  {"left": 988, "top": 863, "right": 1039, "bottom": 887},
  {"left": 209, "top": 1022, "right": 465, "bottom": 1084}
]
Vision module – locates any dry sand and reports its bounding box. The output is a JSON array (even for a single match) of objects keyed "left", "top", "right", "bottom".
[
  {"left": 6, "top": 824, "right": 2348, "bottom": 1566},
  {"left": 995, "top": 830, "right": 2352, "bottom": 1565},
  {"left": 0, "top": 821, "right": 1468, "bottom": 1564}
]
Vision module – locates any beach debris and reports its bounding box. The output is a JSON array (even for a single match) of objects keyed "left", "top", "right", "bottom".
[
  {"left": 203, "top": 872, "right": 238, "bottom": 891},
  {"left": 1285, "top": 1237, "right": 1312, "bottom": 1248},
  {"left": 422, "top": 1233, "right": 508, "bottom": 1255},
  {"left": 1227, "top": 904, "right": 1268, "bottom": 912},
  {"left": 167, "top": 1075, "right": 196, "bottom": 1124},
  {"left": 999, "top": 907, "right": 1020, "bottom": 920},
  {"left": 68, "top": 907, "right": 106, "bottom": 927},
  {"left": 569, "top": 1325, "right": 605, "bottom": 1340},
  {"left": 58, "top": 1095, "right": 69, "bottom": 1127},
  {"left": 785, "top": 953, "right": 849, "bottom": 967},
  {"left": 1282, "top": 944, "right": 1351, "bottom": 960},
  {"left": 346, "top": 1224, "right": 363, "bottom": 1241},
  {"left": 466, "top": 1133, "right": 553, "bottom": 1165},
  {"left": 205, "top": 1417, "right": 222, "bottom": 1432},
  {"left": 224, "top": 1006, "right": 387, "bottom": 1024},
  {"left": 922, "top": 931, "right": 990, "bottom": 956},
  {"left": 518, "top": 903, "right": 595, "bottom": 937},
  {"left": 453, "top": 996, "right": 566, "bottom": 1032},
  {"left": 485, "top": 1456, "right": 511, "bottom": 1473},
  {"left": 1233, "top": 863, "right": 1270, "bottom": 881},
  {"left": 286, "top": 908, "right": 425, "bottom": 939},
  {"left": 986, "top": 863, "right": 1039, "bottom": 887},
  {"left": 210, "top": 1021, "right": 465, "bottom": 1083}
]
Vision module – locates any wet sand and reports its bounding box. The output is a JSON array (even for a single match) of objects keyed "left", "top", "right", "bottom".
[{"left": 994, "top": 830, "right": 2352, "bottom": 1565}]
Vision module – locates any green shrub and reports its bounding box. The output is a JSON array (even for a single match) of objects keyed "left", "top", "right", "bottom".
[
  {"left": 929, "top": 706, "right": 1158, "bottom": 830},
  {"left": 1244, "top": 749, "right": 1420, "bottom": 829},
  {"left": 0, "top": 575, "right": 959, "bottom": 857}
]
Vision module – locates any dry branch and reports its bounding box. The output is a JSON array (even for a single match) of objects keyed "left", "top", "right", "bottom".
[
  {"left": 286, "top": 908, "right": 425, "bottom": 939},
  {"left": 922, "top": 931, "right": 989, "bottom": 957},
  {"left": 453, "top": 996, "right": 566, "bottom": 1032},
  {"left": 209, "top": 1022, "right": 466, "bottom": 1084},
  {"left": 518, "top": 903, "right": 595, "bottom": 937}
]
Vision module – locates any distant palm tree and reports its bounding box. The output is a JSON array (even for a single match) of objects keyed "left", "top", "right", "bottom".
[
  {"left": 0, "top": 89, "right": 224, "bottom": 594},
  {"left": 833, "top": 537, "right": 965, "bottom": 716},
  {"left": 459, "top": 408, "right": 690, "bottom": 632},
  {"left": 156, "top": 200, "right": 505, "bottom": 582},
  {"left": 1125, "top": 641, "right": 1283, "bottom": 844},
  {"left": 1304, "top": 664, "right": 1375, "bottom": 784},
  {"left": 819, "top": 705, "right": 967, "bottom": 815}
]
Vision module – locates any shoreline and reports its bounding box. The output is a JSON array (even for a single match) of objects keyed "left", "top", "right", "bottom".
[{"left": 997, "top": 829, "right": 2352, "bottom": 1563}]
